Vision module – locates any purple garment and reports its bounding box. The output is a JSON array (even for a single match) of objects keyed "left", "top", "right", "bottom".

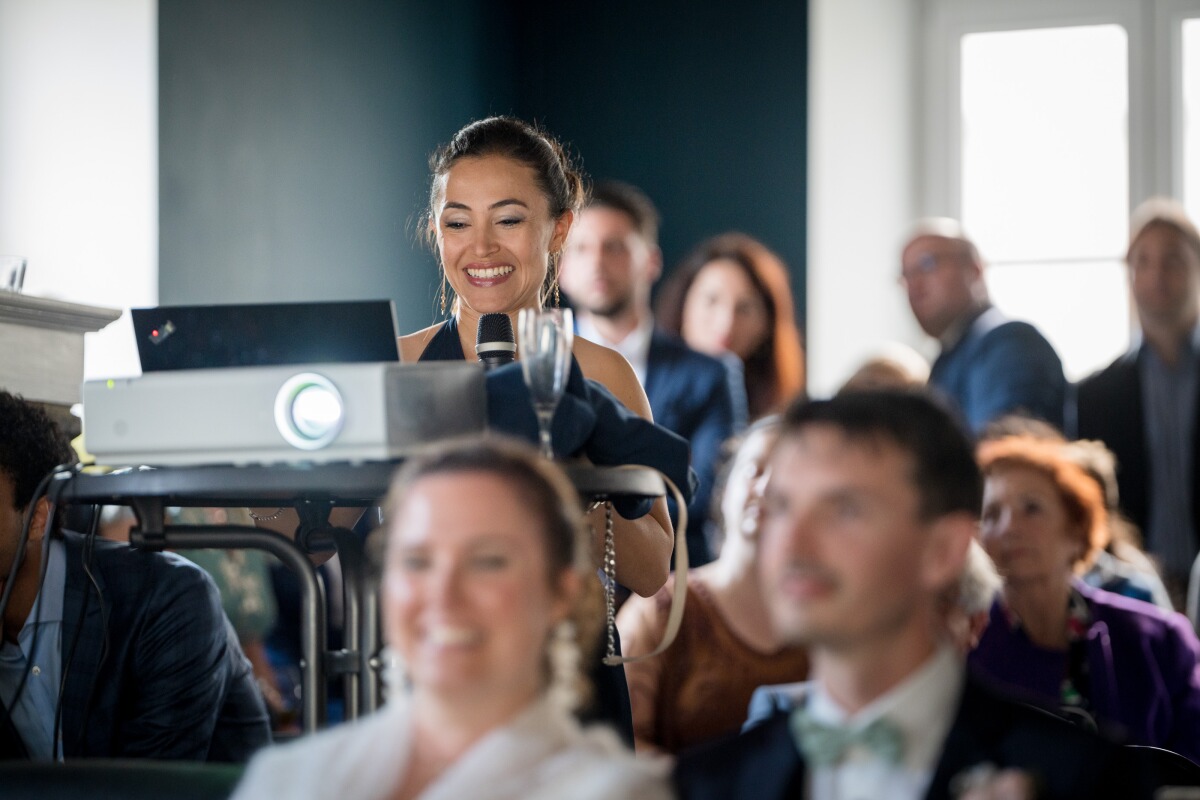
[{"left": 969, "top": 581, "right": 1200, "bottom": 764}]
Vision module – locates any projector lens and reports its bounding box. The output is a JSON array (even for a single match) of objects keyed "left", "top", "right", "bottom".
[{"left": 275, "top": 373, "right": 344, "bottom": 450}]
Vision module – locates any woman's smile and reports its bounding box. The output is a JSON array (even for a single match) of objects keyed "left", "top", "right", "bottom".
[
  {"left": 434, "top": 155, "right": 570, "bottom": 313},
  {"left": 465, "top": 262, "right": 515, "bottom": 286}
]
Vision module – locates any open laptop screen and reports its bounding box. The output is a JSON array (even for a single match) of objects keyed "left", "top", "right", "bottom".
[{"left": 131, "top": 300, "right": 399, "bottom": 372}]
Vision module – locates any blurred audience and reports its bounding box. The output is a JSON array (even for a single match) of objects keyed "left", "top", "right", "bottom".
[
  {"left": 655, "top": 232, "right": 805, "bottom": 420},
  {"left": 1063, "top": 440, "right": 1174, "bottom": 610},
  {"left": 970, "top": 435, "right": 1200, "bottom": 763},
  {"left": 1071, "top": 197, "right": 1200, "bottom": 602},
  {"left": 941, "top": 539, "right": 1003, "bottom": 654},
  {"left": 617, "top": 417, "right": 808, "bottom": 754},
  {"left": 900, "top": 218, "right": 1065, "bottom": 432},
  {"left": 559, "top": 181, "right": 741, "bottom": 566},
  {"left": 837, "top": 343, "right": 930, "bottom": 394},
  {"left": 675, "top": 391, "right": 1137, "bottom": 800},
  {"left": 980, "top": 416, "right": 1174, "bottom": 609},
  {"left": 233, "top": 438, "right": 669, "bottom": 799}
]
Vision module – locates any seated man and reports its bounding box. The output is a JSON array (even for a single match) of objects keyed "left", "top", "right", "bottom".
[
  {"left": 674, "top": 390, "right": 1141, "bottom": 799},
  {"left": 900, "top": 219, "right": 1065, "bottom": 432},
  {"left": 0, "top": 390, "right": 270, "bottom": 760}
]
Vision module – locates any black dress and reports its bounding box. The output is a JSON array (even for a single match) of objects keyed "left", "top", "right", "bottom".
[{"left": 416, "top": 317, "right": 635, "bottom": 746}]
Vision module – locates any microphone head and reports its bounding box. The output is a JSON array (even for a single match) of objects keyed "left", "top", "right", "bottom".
[{"left": 475, "top": 313, "right": 516, "bottom": 369}]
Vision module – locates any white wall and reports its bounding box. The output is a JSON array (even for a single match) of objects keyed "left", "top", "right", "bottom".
[
  {"left": 0, "top": 0, "right": 156, "bottom": 380},
  {"left": 807, "top": 0, "right": 929, "bottom": 396}
]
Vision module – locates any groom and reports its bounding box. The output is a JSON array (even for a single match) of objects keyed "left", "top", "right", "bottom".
[{"left": 674, "top": 390, "right": 1140, "bottom": 799}]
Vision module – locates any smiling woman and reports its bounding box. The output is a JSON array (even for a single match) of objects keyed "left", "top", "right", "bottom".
[
  {"left": 397, "top": 117, "right": 675, "bottom": 600},
  {"left": 232, "top": 438, "right": 670, "bottom": 800},
  {"left": 391, "top": 117, "right": 679, "bottom": 745}
]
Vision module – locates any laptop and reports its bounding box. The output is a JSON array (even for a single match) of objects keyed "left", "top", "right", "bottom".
[{"left": 131, "top": 300, "right": 400, "bottom": 372}]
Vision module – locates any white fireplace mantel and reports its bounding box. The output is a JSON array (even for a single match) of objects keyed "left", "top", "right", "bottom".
[{"left": 0, "top": 292, "right": 121, "bottom": 409}]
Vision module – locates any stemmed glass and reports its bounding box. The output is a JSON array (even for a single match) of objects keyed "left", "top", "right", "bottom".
[{"left": 517, "top": 308, "right": 574, "bottom": 459}]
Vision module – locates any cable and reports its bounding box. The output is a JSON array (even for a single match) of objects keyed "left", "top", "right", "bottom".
[
  {"left": 71, "top": 513, "right": 108, "bottom": 754},
  {"left": 54, "top": 497, "right": 105, "bottom": 759}
]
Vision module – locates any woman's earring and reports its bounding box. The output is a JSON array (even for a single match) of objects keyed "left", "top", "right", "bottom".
[
  {"left": 439, "top": 275, "right": 448, "bottom": 316},
  {"left": 379, "top": 646, "right": 408, "bottom": 700},
  {"left": 547, "top": 620, "right": 580, "bottom": 712},
  {"left": 551, "top": 252, "right": 562, "bottom": 307}
]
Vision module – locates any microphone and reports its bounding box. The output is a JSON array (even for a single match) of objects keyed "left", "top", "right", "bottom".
[{"left": 475, "top": 313, "right": 516, "bottom": 371}]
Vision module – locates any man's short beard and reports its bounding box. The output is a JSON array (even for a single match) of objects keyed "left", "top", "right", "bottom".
[{"left": 591, "top": 294, "right": 634, "bottom": 320}]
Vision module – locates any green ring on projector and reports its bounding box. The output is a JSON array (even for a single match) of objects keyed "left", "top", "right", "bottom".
[{"left": 274, "top": 372, "right": 345, "bottom": 450}]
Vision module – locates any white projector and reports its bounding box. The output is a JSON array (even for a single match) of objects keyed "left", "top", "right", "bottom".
[{"left": 83, "top": 362, "right": 487, "bottom": 467}]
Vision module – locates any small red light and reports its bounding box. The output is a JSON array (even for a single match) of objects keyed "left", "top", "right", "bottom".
[{"left": 151, "top": 328, "right": 159, "bottom": 337}]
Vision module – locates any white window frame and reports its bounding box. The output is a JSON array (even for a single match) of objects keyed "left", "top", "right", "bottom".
[{"left": 921, "top": 0, "right": 1200, "bottom": 219}]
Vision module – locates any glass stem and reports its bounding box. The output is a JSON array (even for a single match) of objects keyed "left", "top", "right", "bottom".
[{"left": 536, "top": 409, "right": 555, "bottom": 459}]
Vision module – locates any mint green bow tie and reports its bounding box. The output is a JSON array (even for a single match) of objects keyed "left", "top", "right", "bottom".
[{"left": 789, "top": 708, "right": 905, "bottom": 767}]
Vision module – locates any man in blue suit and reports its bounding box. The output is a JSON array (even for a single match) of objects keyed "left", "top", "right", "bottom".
[
  {"left": 901, "top": 219, "right": 1065, "bottom": 433},
  {"left": 560, "top": 181, "right": 741, "bottom": 566},
  {"left": 674, "top": 391, "right": 1141, "bottom": 799},
  {"left": 0, "top": 390, "right": 269, "bottom": 760}
]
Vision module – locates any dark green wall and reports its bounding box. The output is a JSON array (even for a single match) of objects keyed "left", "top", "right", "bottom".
[
  {"left": 159, "top": 0, "right": 807, "bottom": 333},
  {"left": 505, "top": 2, "right": 809, "bottom": 317}
]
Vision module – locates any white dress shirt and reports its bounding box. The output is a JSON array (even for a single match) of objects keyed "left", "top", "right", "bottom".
[
  {"left": 576, "top": 314, "right": 653, "bottom": 388},
  {"left": 804, "top": 646, "right": 964, "bottom": 800}
]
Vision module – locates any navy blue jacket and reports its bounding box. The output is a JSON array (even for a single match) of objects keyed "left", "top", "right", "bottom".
[
  {"left": 930, "top": 306, "right": 1065, "bottom": 433},
  {"left": 58, "top": 532, "right": 270, "bottom": 761},
  {"left": 644, "top": 329, "right": 739, "bottom": 565}
]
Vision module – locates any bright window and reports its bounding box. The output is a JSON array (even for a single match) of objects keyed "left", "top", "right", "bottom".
[
  {"left": 1185, "top": 17, "right": 1200, "bottom": 224},
  {"left": 959, "top": 24, "right": 1130, "bottom": 380}
]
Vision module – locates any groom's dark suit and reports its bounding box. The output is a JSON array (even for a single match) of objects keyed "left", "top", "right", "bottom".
[{"left": 674, "top": 676, "right": 1146, "bottom": 800}]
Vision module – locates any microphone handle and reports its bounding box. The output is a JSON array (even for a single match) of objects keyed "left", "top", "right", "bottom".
[{"left": 480, "top": 353, "right": 514, "bottom": 371}]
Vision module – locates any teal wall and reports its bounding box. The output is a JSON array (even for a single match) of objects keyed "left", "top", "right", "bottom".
[{"left": 159, "top": 0, "right": 808, "bottom": 334}]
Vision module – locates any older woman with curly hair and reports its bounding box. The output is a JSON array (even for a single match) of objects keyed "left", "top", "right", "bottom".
[{"left": 969, "top": 435, "right": 1200, "bottom": 763}]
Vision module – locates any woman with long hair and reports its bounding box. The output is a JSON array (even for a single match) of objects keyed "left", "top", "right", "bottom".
[{"left": 655, "top": 232, "right": 805, "bottom": 420}]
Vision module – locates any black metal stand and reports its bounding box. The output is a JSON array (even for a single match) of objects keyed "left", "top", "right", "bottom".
[{"left": 48, "top": 461, "right": 663, "bottom": 731}]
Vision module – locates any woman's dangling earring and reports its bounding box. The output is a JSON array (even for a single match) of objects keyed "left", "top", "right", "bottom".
[
  {"left": 439, "top": 274, "right": 448, "bottom": 316},
  {"left": 379, "top": 646, "right": 409, "bottom": 701},
  {"left": 547, "top": 620, "right": 580, "bottom": 712},
  {"left": 551, "top": 252, "right": 561, "bottom": 308}
]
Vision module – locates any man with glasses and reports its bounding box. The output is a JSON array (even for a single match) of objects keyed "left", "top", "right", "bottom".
[{"left": 900, "top": 218, "right": 1065, "bottom": 432}]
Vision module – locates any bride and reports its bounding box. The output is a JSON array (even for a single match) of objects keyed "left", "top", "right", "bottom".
[{"left": 231, "top": 437, "right": 670, "bottom": 799}]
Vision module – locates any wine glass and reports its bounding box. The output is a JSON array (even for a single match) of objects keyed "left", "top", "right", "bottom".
[{"left": 517, "top": 308, "right": 574, "bottom": 458}]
